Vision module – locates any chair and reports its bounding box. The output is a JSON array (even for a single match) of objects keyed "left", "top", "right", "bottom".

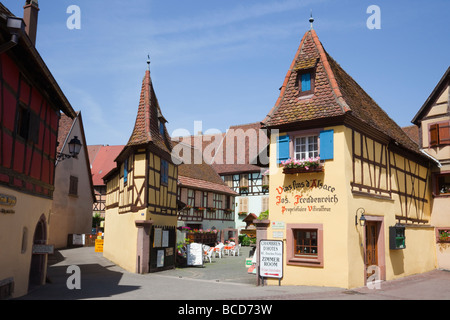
[
  {"left": 232, "top": 244, "right": 241, "bottom": 256},
  {"left": 204, "top": 247, "right": 214, "bottom": 263},
  {"left": 213, "top": 243, "right": 224, "bottom": 258}
]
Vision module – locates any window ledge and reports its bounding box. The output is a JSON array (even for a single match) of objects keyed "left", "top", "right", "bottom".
[
  {"left": 298, "top": 93, "right": 314, "bottom": 100},
  {"left": 287, "top": 257, "right": 323, "bottom": 268}
]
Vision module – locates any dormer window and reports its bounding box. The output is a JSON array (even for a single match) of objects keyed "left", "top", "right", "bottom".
[
  {"left": 301, "top": 73, "right": 311, "bottom": 91},
  {"left": 298, "top": 70, "right": 315, "bottom": 96},
  {"left": 158, "top": 119, "right": 165, "bottom": 136},
  {"left": 294, "top": 57, "right": 318, "bottom": 97}
]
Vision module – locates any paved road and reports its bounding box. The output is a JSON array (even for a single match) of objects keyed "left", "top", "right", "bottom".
[{"left": 15, "top": 246, "right": 450, "bottom": 301}]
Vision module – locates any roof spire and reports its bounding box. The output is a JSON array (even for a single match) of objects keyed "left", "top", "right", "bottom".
[
  {"left": 147, "top": 54, "right": 151, "bottom": 70},
  {"left": 309, "top": 10, "right": 314, "bottom": 30}
]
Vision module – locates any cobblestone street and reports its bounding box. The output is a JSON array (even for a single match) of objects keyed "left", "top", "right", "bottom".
[{"left": 15, "top": 246, "right": 450, "bottom": 301}]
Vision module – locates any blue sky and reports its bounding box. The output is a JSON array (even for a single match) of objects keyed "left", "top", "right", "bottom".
[{"left": 3, "top": 0, "right": 449, "bottom": 146}]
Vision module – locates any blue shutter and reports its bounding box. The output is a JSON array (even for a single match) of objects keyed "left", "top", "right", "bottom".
[
  {"left": 301, "top": 73, "right": 311, "bottom": 91},
  {"left": 124, "top": 159, "right": 128, "bottom": 184},
  {"left": 277, "top": 135, "right": 290, "bottom": 164},
  {"left": 320, "top": 130, "right": 334, "bottom": 160},
  {"left": 161, "top": 160, "right": 168, "bottom": 184}
]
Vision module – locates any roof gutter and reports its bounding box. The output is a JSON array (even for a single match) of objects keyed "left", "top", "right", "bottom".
[{"left": 420, "top": 149, "right": 442, "bottom": 168}]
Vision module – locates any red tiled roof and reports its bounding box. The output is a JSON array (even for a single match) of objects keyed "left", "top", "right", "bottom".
[
  {"left": 173, "top": 122, "right": 269, "bottom": 175},
  {"left": 173, "top": 141, "right": 237, "bottom": 195},
  {"left": 263, "top": 29, "right": 422, "bottom": 156},
  {"left": 126, "top": 69, "right": 172, "bottom": 155},
  {"left": 402, "top": 125, "right": 420, "bottom": 145},
  {"left": 88, "top": 145, "right": 124, "bottom": 186},
  {"left": 57, "top": 113, "right": 75, "bottom": 153},
  {"left": 178, "top": 176, "right": 237, "bottom": 195}
]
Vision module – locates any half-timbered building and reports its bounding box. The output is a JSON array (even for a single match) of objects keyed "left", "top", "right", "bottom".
[
  {"left": 103, "top": 64, "right": 179, "bottom": 274},
  {"left": 260, "top": 22, "right": 437, "bottom": 289},
  {"left": 410, "top": 67, "right": 450, "bottom": 270},
  {"left": 0, "top": 2, "right": 77, "bottom": 298},
  {"left": 174, "top": 140, "right": 238, "bottom": 243}
]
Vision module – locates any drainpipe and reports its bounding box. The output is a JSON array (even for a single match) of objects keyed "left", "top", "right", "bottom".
[{"left": 0, "top": 16, "right": 26, "bottom": 54}]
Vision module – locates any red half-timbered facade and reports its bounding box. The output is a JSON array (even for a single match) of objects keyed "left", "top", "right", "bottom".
[
  {"left": 0, "top": 2, "right": 76, "bottom": 299},
  {"left": 0, "top": 52, "right": 66, "bottom": 198}
]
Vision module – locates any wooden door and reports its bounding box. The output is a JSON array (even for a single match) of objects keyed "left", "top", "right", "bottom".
[{"left": 365, "top": 221, "right": 379, "bottom": 272}]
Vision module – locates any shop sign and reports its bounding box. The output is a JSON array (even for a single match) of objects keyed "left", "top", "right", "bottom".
[
  {"left": 271, "top": 221, "right": 285, "bottom": 229},
  {"left": 187, "top": 243, "right": 203, "bottom": 267},
  {"left": 32, "top": 244, "right": 54, "bottom": 255},
  {"left": 0, "top": 193, "right": 16, "bottom": 206},
  {"left": 259, "top": 240, "right": 283, "bottom": 279},
  {"left": 95, "top": 239, "right": 104, "bottom": 253},
  {"left": 274, "top": 178, "right": 339, "bottom": 214}
]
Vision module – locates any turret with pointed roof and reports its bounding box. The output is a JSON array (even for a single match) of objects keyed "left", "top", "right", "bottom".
[
  {"left": 262, "top": 27, "right": 421, "bottom": 157},
  {"left": 126, "top": 66, "right": 172, "bottom": 156}
]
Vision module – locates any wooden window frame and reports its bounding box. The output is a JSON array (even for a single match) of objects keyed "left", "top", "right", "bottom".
[
  {"left": 433, "top": 172, "right": 450, "bottom": 197},
  {"left": 294, "top": 135, "right": 319, "bottom": 160},
  {"left": 286, "top": 223, "right": 323, "bottom": 267},
  {"left": 69, "top": 175, "right": 78, "bottom": 196},
  {"left": 297, "top": 69, "right": 315, "bottom": 97},
  {"left": 429, "top": 121, "right": 450, "bottom": 147}
]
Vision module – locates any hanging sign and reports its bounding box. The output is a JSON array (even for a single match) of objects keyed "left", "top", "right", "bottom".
[{"left": 259, "top": 240, "right": 283, "bottom": 279}]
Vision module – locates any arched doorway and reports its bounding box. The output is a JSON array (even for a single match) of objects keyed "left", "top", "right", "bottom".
[{"left": 28, "top": 215, "right": 47, "bottom": 291}]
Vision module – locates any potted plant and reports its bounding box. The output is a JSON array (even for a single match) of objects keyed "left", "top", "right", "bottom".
[
  {"left": 439, "top": 230, "right": 450, "bottom": 242},
  {"left": 239, "top": 186, "right": 249, "bottom": 194},
  {"left": 281, "top": 157, "right": 323, "bottom": 174}
]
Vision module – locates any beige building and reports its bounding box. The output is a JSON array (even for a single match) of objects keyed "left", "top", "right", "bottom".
[
  {"left": 50, "top": 112, "right": 95, "bottom": 249},
  {"left": 411, "top": 67, "right": 450, "bottom": 270}
]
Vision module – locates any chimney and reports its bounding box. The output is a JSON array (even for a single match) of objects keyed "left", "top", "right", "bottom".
[{"left": 23, "top": 0, "right": 39, "bottom": 46}]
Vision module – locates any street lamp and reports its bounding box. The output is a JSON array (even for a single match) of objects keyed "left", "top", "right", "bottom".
[{"left": 56, "top": 136, "right": 82, "bottom": 164}]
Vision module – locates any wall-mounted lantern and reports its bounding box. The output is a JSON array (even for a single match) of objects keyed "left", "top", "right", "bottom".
[
  {"left": 355, "top": 208, "right": 366, "bottom": 227},
  {"left": 56, "top": 136, "right": 82, "bottom": 165}
]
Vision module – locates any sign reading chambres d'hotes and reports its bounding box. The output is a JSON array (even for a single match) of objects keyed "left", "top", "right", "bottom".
[{"left": 259, "top": 240, "right": 283, "bottom": 279}]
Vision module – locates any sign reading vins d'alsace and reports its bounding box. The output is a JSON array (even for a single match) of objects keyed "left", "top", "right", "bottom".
[{"left": 273, "top": 178, "right": 339, "bottom": 214}]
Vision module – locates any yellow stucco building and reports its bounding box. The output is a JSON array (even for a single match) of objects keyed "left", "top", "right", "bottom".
[
  {"left": 259, "top": 26, "right": 437, "bottom": 289},
  {"left": 103, "top": 64, "right": 179, "bottom": 274}
]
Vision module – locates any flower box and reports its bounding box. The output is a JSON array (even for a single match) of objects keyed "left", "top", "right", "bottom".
[
  {"left": 186, "top": 232, "right": 218, "bottom": 245},
  {"left": 281, "top": 157, "right": 323, "bottom": 174},
  {"left": 283, "top": 167, "right": 324, "bottom": 174}
]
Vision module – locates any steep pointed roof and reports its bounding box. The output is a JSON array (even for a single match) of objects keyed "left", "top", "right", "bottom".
[
  {"left": 126, "top": 68, "right": 172, "bottom": 155},
  {"left": 263, "top": 29, "right": 349, "bottom": 127},
  {"left": 263, "top": 28, "right": 422, "bottom": 155}
]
